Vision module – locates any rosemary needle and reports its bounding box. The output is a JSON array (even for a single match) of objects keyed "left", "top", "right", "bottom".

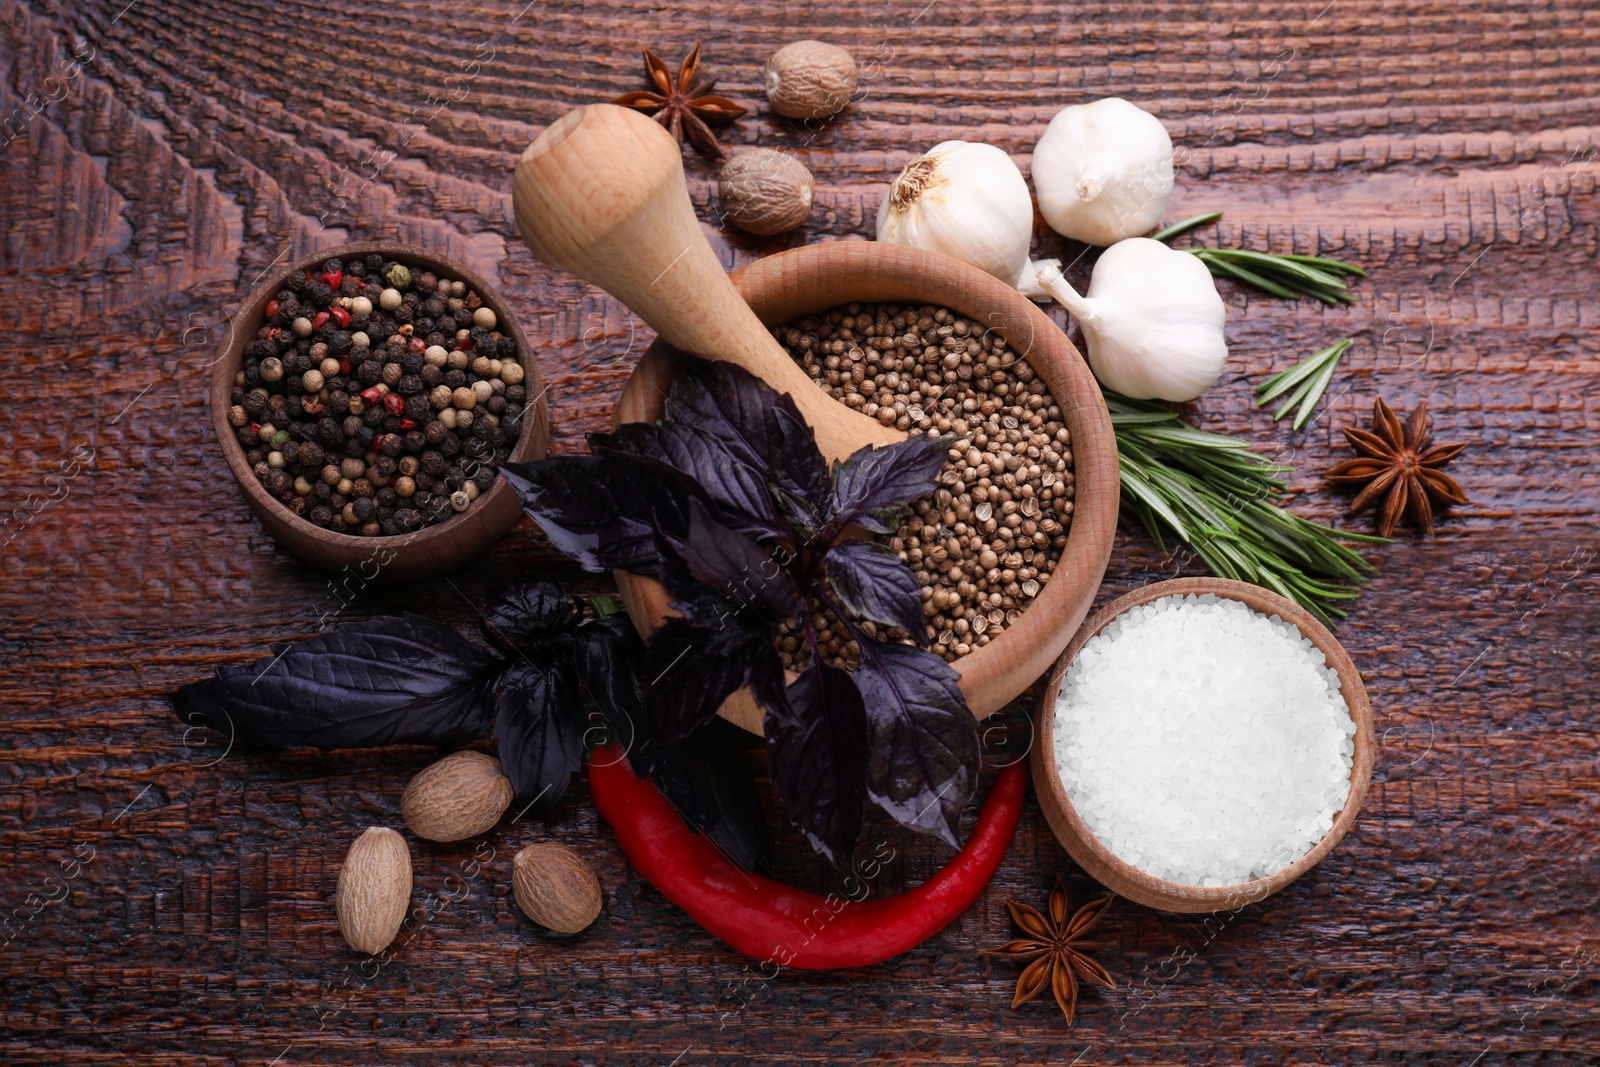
[
  {"left": 1152, "top": 211, "right": 1367, "bottom": 305},
  {"left": 1107, "top": 393, "right": 1385, "bottom": 623},
  {"left": 1256, "top": 339, "right": 1353, "bottom": 431}
]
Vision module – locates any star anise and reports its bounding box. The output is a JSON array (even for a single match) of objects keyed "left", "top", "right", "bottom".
[
  {"left": 609, "top": 44, "right": 747, "bottom": 160},
  {"left": 986, "top": 877, "right": 1115, "bottom": 1025},
  {"left": 1325, "top": 396, "right": 1469, "bottom": 538}
]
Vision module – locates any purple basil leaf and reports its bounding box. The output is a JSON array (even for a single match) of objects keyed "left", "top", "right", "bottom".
[
  {"left": 642, "top": 616, "right": 772, "bottom": 743},
  {"left": 590, "top": 423, "right": 783, "bottom": 541},
  {"left": 634, "top": 719, "right": 772, "bottom": 873},
  {"left": 494, "top": 658, "right": 587, "bottom": 809},
  {"left": 501, "top": 453, "right": 705, "bottom": 575},
  {"left": 575, "top": 615, "right": 648, "bottom": 754},
  {"left": 171, "top": 615, "right": 498, "bottom": 749},
  {"left": 767, "top": 404, "right": 830, "bottom": 533},
  {"left": 481, "top": 577, "right": 580, "bottom": 652},
  {"left": 683, "top": 498, "right": 803, "bottom": 621},
  {"left": 766, "top": 659, "right": 869, "bottom": 862},
  {"left": 851, "top": 641, "right": 979, "bottom": 849},
  {"left": 579, "top": 616, "right": 772, "bottom": 871},
  {"left": 829, "top": 435, "right": 952, "bottom": 534},
  {"left": 664, "top": 354, "right": 790, "bottom": 473},
  {"left": 823, "top": 541, "right": 929, "bottom": 644}
]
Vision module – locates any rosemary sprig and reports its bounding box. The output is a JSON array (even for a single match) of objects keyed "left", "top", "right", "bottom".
[
  {"left": 1107, "top": 393, "right": 1386, "bottom": 623},
  {"left": 1255, "top": 339, "right": 1353, "bottom": 431},
  {"left": 1152, "top": 211, "right": 1367, "bottom": 305}
]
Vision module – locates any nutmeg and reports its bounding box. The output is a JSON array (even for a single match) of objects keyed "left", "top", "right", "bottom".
[
  {"left": 718, "top": 148, "right": 815, "bottom": 236},
  {"left": 401, "top": 751, "right": 513, "bottom": 842},
  {"left": 512, "top": 842, "right": 602, "bottom": 934},
  {"left": 764, "top": 40, "right": 857, "bottom": 120}
]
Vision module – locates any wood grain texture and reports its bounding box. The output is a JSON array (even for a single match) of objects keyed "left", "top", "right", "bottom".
[{"left": 1, "top": 0, "right": 1596, "bottom": 1063}]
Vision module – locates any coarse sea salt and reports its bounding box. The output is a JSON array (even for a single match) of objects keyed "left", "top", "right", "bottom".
[{"left": 1052, "top": 593, "right": 1356, "bottom": 887}]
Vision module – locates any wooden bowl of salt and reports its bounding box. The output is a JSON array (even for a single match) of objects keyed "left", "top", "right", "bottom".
[{"left": 1031, "top": 577, "right": 1376, "bottom": 913}]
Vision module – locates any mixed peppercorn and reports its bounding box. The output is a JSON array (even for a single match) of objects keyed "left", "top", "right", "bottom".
[{"left": 227, "top": 255, "right": 528, "bottom": 536}]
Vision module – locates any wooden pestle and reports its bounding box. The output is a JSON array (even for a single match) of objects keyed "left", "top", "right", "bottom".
[{"left": 511, "top": 104, "right": 906, "bottom": 461}]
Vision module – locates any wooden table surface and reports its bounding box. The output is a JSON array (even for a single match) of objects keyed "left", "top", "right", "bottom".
[{"left": 2, "top": 0, "right": 1597, "bottom": 1063}]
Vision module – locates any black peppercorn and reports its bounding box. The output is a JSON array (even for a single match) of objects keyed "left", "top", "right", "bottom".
[
  {"left": 393, "top": 304, "right": 414, "bottom": 324},
  {"left": 438, "top": 434, "right": 460, "bottom": 458},
  {"left": 342, "top": 415, "right": 363, "bottom": 438},
  {"left": 316, "top": 417, "right": 342, "bottom": 444},
  {"left": 443, "top": 369, "right": 466, "bottom": 389},
  {"left": 242, "top": 390, "right": 269, "bottom": 417},
  {"left": 397, "top": 374, "right": 422, "bottom": 396},
  {"left": 328, "top": 391, "right": 349, "bottom": 417},
  {"left": 351, "top": 478, "right": 373, "bottom": 498},
  {"left": 282, "top": 440, "right": 301, "bottom": 463},
  {"left": 299, "top": 441, "right": 325, "bottom": 467},
  {"left": 329, "top": 330, "right": 352, "bottom": 355},
  {"left": 473, "top": 467, "right": 497, "bottom": 491},
  {"left": 486, "top": 396, "right": 507, "bottom": 416},
  {"left": 323, "top": 257, "right": 342, "bottom": 273},
  {"left": 352, "top": 496, "right": 376, "bottom": 522},
  {"left": 505, "top": 385, "right": 526, "bottom": 404},
  {"left": 453, "top": 307, "right": 473, "bottom": 328},
  {"left": 343, "top": 437, "right": 366, "bottom": 459},
  {"left": 423, "top": 424, "right": 448, "bottom": 447},
  {"left": 304, "top": 281, "right": 332, "bottom": 307},
  {"left": 363, "top": 405, "right": 385, "bottom": 427},
  {"left": 463, "top": 437, "right": 490, "bottom": 459},
  {"left": 376, "top": 488, "right": 397, "bottom": 508},
  {"left": 378, "top": 434, "right": 403, "bottom": 459},
  {"left": 310, "top": 505, "right": 333, "bottom": 526},
  {"left": 365, "top": 252, "right": 383, "bottom": 271},
  {"left": 266, "top": 469, "right": 291, "bottom": 496},
  {"left": 420, "top": 364, "right": 443, "bottom": 388},
  {"left": 358, "top": 361, "right": 383, "bottom": 386}
]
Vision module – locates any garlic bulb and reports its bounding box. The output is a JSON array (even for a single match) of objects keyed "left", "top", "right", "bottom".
[
  {"left": 1032, "top": 98, "right": 1174, "bottom": 247},
  {"left": 876, "top": 140, "right": 1034, "bottom": 287},
  {"left": 1035, "top": 237, "right": 1227, "bottom": 402}
]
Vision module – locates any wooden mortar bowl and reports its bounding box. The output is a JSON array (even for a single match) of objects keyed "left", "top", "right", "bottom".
[
  {"left": 1030, "top": 577, "right": 1376, "bottom": 913},
  {"left": 208, "top": 242, "right": 550, "bottom": 582},
  {"left": 613, "top": 241, "right": 1120, "bottom": 734}
]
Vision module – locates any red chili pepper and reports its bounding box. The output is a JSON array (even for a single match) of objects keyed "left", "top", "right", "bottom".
[
  {"left": 383, "top": 393, "right": 405, "bottom": 416},
  {"left": 322, "top": 270, "right": 343, "bottom": 290},
  {"left": 313, "top": 310, "right": 330, "bottom": 330},
  {"left": 587, "top": 745, "right": 1024, "bottom": 970},
  {"left": 329, "top": 306, "right": 350, "bottom": 328},
  {"left": 265, "top": 299, "right": 280, "bottom": 318}
]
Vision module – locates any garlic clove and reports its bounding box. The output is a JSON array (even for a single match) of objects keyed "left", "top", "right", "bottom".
[
  {"left": 1035, "top": 238, "right": 1227, "bottom": 402},
  {"left": 876, "top": 140, "right": 1034, "bottom": 286},
  {"left": 1032, "top": 98, "right": 1175, "bottom": 247}
]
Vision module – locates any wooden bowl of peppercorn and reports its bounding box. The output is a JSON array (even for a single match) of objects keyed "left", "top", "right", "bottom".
[
  {"left": 612, "top": 241, "right": 1120, "bottom": 734},
  {"left": 209, "top": 242, "right": 549, "bottom": 581}
]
